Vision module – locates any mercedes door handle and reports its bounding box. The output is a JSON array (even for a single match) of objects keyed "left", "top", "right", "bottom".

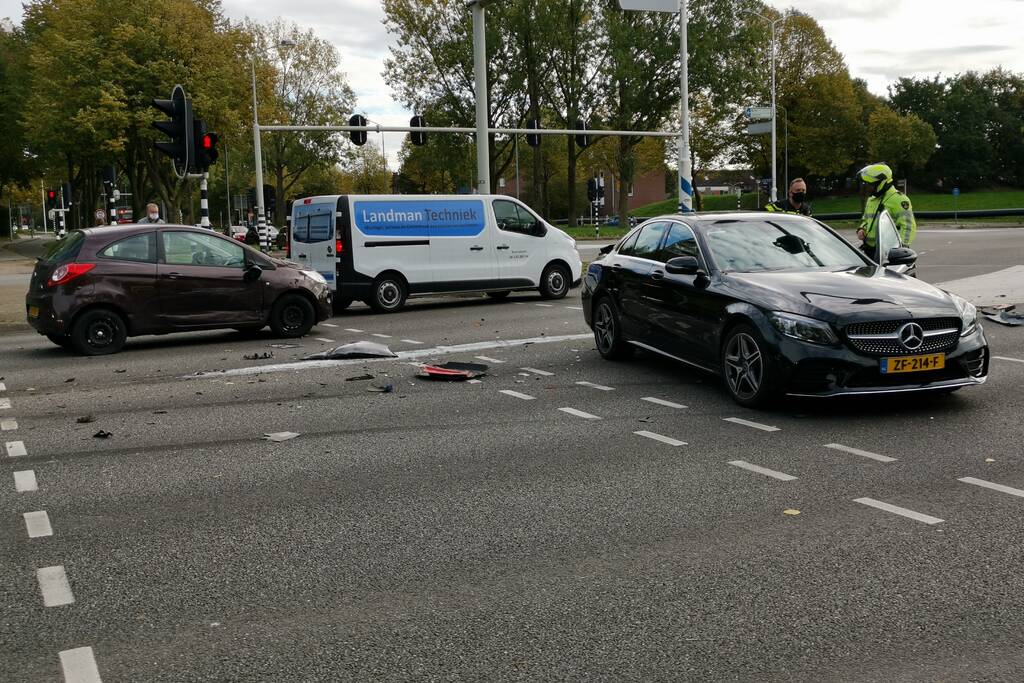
[
  {"left": 610, "top": 264, "right": 623, "bottom": 271},
  {"left": 651, "top": 270, "right": 665, "bottom": 280},
  {"left": 165, "top": 272, "right": 182, "bottom": 280},
  {"left": 297, "top": 253, "right": 307, "bottom": 258},
  {"left": 496, "top": 245, "right": 510, "bottom": 250},
  {"left": 470, "top": 246, "right": 484, "bottom": 252}
]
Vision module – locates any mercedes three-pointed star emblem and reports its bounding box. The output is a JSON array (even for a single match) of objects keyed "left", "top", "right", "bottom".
[{"left": 898, "top": 322, "right": 925, "bottom": 351}]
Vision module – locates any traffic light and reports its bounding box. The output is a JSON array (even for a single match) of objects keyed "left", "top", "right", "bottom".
[
  {"left": 102, "top": 166, "right": 116, "bottom": 186},
  {"left": 193, "top": 120, "right": 219, "bottom": 171},
  {"left": 152, "top": 84, "right": 194, "bottom": 178},
  {"left": 46, "top": 189, "right": 57, "bottom": 210},
  {"left": 62, "top": 182, "right": 73, "bottom": 208},
  {"left": 349, "top": 114, "right": 367, "bottom": 146},
  {"left": 575, "top": 119, "right": 589, "bottom": 149},
  {"left": 597, "top": 179, "right": 605, "bottom": 200},
  {"left": 410, "top": 115, "right": 427, "bottom": 146},
  {"left": 263, "top": 184, "right": 276, "bottom": 215},
  {"left": 587, "top": 178, "right": 598, "bottom": 202},
  {"left": 526, "top": 119, "right": 541, "bottom": 148}
]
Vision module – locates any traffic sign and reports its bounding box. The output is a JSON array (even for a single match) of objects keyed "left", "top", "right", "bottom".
[
  {"left": 744, "top": 106, "right": 773, "bottom": 121},
  {"left": 94, "top": 209, "right": 106, "bottom": 223},
  {"left": 952, "top": 188, "right": 960, "bottom": 197},
  {"left": 618, "top": 0, "right": 678, "bottom": 11},
  {"left": 746, "top": 121, "right": 772, "bottom": 136},
  {"left": 47, "top": 209, "right": 55, "bottom": 221}
]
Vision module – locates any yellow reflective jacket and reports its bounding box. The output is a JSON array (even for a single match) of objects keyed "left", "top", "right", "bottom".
[{"left": 860, "top": 186, "right": 916, "bottom": 246}]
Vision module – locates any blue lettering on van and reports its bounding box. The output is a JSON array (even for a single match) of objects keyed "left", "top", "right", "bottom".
[{"left": 353, "top": 200, "right": 485, "bottom": 238}]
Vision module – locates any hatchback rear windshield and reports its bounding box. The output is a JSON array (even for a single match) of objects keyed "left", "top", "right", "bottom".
[
  {"left": 40, "top": 231, "right": 85, "bottom": 264},
  {"left": 703, "top": 219, "right": 865, "bottom": 273}
]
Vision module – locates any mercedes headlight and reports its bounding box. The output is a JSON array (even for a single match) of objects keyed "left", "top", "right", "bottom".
[
  {"left": 951, "top": 294, "right": 978, "bottom": 336},
  {"left": 302, "top": 270, "right": 327, "bottom": 285},
  {"left": 769, "top": 312, "right": 838, "bottom": 345}
]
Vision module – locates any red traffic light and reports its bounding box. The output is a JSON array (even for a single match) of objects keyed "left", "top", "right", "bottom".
[
  {"left": 47, "top": 190, "right": 56, "bottom": 200},
  {"left": 202, "top": 134, "right": 213, "bottom": 150}
]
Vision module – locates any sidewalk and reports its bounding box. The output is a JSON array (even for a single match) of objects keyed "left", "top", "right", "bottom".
[{"left": 0, "top": 238, "right": 48, "bottom": 331}]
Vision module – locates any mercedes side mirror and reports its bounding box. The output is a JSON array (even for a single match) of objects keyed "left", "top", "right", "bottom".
[
  {"left": 886, "top": 247, "right": 917, "bottom": 266},
  {"left": 665, "top": 256, "right": 701, "bottom": 275},
  {"left": 243, "top": 264, "right": 263, "bottom": 282}
]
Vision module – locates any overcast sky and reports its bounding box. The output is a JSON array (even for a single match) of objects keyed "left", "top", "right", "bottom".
[{"left": 3, "top": 0, "right": 1023, "bottom": 166}]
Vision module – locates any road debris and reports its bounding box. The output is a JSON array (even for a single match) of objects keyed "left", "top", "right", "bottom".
[
  {"left": 345, "top": 374, "right": 375, "bottom": 382},
  {"left": 243, "top": 352, "right": 274, "bottom": 360},
  {"left": 981, "top": 304, "right": 1024, "bottom": 327},
  {"left": 93, "top": 430, "right": 112, "bottom": 439},
  {"left": 263, "top": 431, "right": 300, "bottom": 442},
  {"left": 367, "top": 384, "right": 395, "bottom": 393},
  {"left": 76, "top": 415, "right": 95, "bottom": 424},
  {"left": 783, "top": 509, "right": 801, "bottom": 516},
  {"left": 418, "top": 362, "right": 488, "bottom": 381},
  {"left": 268, "top": 343, "right": 301, "bottom": 349},
  {"left": 303, "top": 341, "right": 396, "bottom": 360},
  {"left": 65, "top": 377, "right": 75, "bottom": 383}
]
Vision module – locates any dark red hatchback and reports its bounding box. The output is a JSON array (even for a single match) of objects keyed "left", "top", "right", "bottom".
[{"left": 26, "top": 225, "right": 332, "bottom": 355}]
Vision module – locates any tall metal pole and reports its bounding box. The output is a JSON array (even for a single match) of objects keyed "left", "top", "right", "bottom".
[
  {"left": 514, "top": 135, "right": 520, "bottom": 199},
  {"left": 40, "top": 181, "right": 48, "bottom": 234},
  {"left": 224, "top": 140, "right": 231, "bottom": 230},
  {"left": 678, "top": 0, "right": 693, "bottom": 213},
  {"left": 199, "top": 173, "right": 210, "bottom": 228},
  {"left": 251, "top": 57, "right": 268, "bottom": 252},
  {"left": 769, "top": 21, "right": 778, "bottom": 203},
  {"left": 471, "top": 1, "right": 490, "bottom": 195}
]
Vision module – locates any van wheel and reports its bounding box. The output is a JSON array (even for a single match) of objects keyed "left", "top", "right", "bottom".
[
  {"left": 486, "top": 291, "right": 511, "bottom": 300},
  {"left": 270, "top": 294, "right": 315, "bottom": 338},
  {"left": 369, "top": 274, "right": 407, "bottom": 313},
  {"left": 71, "top": 309, "right": 127, "bottom": 356},
  {"left": 332, "top": 297, "right": 353, "bottom": 313},
  {"left": 540, "top": 263, "right": 571, "bottom": 299}
]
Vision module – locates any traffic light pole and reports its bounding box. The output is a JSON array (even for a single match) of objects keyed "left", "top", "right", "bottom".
[
  {"left": 678, "top": 0, "right": 693, "bottom": 213},
  {"left": 251, "top": 60, "right": 269, "bottom": 252},
  {"left": 199, "top": 173, "right": 210, "bottom": 229},
  {"left": 40, "top": 182, "right": 48, "bottom": 234}
]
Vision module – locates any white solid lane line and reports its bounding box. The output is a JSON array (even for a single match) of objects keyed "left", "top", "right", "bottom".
[
  {"left": 314, "top": 338, "right": 335, "bottom": 343},
  {"left": 559, "top": 407, "right": 601, "bottom": 420},
  {"left": 576, "top": 381, "right": 614, "bottom": 391},
  {"left": 641, "top": 397, "right": 687, "bottom": 409},
  {"left": 14, "top": 470, "right": 37, "bottom": 492},
  {"left": 1, "top": 418, "right": 17, "bottom": 431},
  {"left": 853, "top": 497, "right": 944, "bottom": 525},
  {"left": 521, "top": 367, "right": 554, "bottom": 376},
  {"left": 959, "top": 477, "right": 1024, "bottom": 499},
  {"left": 475, "top": 356, "right": 505, "bottom": 364},
  {"left": 635, "top": 431, "right": 686, "bottom": 447},
  {"left": 500, "top": 390, "right": 536, "bottom": 400},
  {"left": 724, "top": 417, "right": 780, "bottom": 432},
  {"left": 0, "top": 398, "right": 10, "bottom": 409},
  {"left": 5, "top": 440, "right": 27, "bottom": 457},
  {"left": 344, "top": 328, "right": 364, "bottom": 333},
  {"left": 728, "top": 460, "right": 797, "bottom": 481},
  {"left": 824, "top": 443, "right": 896, "bottom": 463},
  {"left": 993, "top": 356, "right": 1024, "bottom": 364},
  {"left": 37, "top": 565, "right": 75, "bottom": 607},
  {"left": 565, "top": 306, "right": 583, "bottom": 310},
  {"left": 24, "top": 511, "right": 53, "bottom": 538},
  {"left": 401, "top": 339, "right": 424, "bottom": 345},
  {"left": 535, "top": 303, "right": 554, "bottom": 307},
  {"left": 371, "top": 333, "right": 392, "bottom": 339},
  {"left": 59, "top": 646, "right": 102, "bottom": 683},
  {"left": 321, "top": 323, "right": 338, "bottom": 328}
]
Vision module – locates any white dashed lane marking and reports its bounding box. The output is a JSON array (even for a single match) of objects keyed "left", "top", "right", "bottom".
[
  {"left": 565, "top": 306, "right": 583, "bottom": 310},
  {"left": 1, "top": 418, "right": 17, "bottom": 430},
  {"left": 344, "top": 328, "right": 364, "bottom": 333},
  {"left": 5, "top": 440, "right": 27, "bottom": 457},
  {"left": 475, "top": 356, "right": 505, "bottom": 364},
  {"left": 535, "top": 303, "right": 554, "bottom": 308},
  {"left": 24, "top": 511, "right": 53, "bottom": 538},
  {"left": 59, "top": 646, "right": 102, "bottom": 683},
  {"left": 521, "top": 367, "right": 554, "bottom": 376},
  {"left": 401, "top": 339, "right": 424, "bottom": 345},
  {"left": 0, "top": 398, "right": 10, "bottom": 409},
  {"left": 371, "top": 333, "right": 392, "bottom": 339},
  {"left": 314, "top": 338, "right": 334, "bottom": 343},
  {"left": 37, "top": 566, "right": 75, "bottom": 607},
  {"left": 321, "top": 323, "right": 338, "bottom": 328},
  {"left": 467, "top": 379, "right": 482, "bottom": 384},
  {"left": 641, "top": 397, "right": 687, "bottom": 409},
  {"left": 724, "top": 417, "right": 780, "bottom": 432},
  {"left": 959, "top": 477, "right": 1024, "bottom": 499},
  {"left": 559, "top": 407, "right": 601, "bottom": 420},
  {"left": 853, "top": 497, "right": 944, "bottom": 525},
  {"left": 500, "top": 390, "right": 535, "bottom": 401},
  {"left": 994, "top": 356, "right": 1024, "bottom": 364},
  {"left": 576, "top": 381, "right": 614, "bottom": 391},
  {"left": 728, "top": 460, "right": 797, "bottom": 481},
  {"left": 14, "top": 470, "right": 37, "bottom": 492},
  {"left": 635, "top": 431, "right": 686, "bottom": 447},
  {"left": 824, "top": 443, "right": 896, "bottom": 463}
]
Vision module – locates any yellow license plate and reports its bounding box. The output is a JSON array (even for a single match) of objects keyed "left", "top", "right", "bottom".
[
  {"left": 28, "top": 306, "right": 39, "bottom": 318},
  {"left": 881, "top": 353, "right": 945, "bottom": 374}
]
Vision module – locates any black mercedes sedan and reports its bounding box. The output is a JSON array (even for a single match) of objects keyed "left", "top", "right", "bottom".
[{"left": 581, "top": 213, "right": 989, "bottom": 407}]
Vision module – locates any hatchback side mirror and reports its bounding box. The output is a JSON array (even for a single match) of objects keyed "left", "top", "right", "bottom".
[
  {"left": 243, "top": 264, "right": 263, "bottom": 282},
  {"left": 665, "top": 256, "right": 701, "bottom": 275},
  {"left": 886, "top": 247, "right": 917, "bottom": 266}
]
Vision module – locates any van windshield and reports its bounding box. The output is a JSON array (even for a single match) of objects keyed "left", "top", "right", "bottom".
[{"left": 41, "top": 231, "right": 85, "bottom": 264}]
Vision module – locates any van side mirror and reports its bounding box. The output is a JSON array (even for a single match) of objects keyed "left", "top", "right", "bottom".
[
  {"left": 886, "top": 247, "right": 917, "bottom": 266},
  {"left": 243, "top": 264, "right": 263, "bottom": 282},
  {"left": 665, "top": 256, "right": 701, "bottom": 275}
]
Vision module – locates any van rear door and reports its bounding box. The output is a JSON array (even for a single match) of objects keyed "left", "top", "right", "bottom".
[{"left": 291, "top": 200, "right": 337, "bottom": 289}]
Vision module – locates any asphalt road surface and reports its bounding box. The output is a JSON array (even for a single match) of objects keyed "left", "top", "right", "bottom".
[{"left": 2, "top": 233, "right": 1024, "bottom": 681}]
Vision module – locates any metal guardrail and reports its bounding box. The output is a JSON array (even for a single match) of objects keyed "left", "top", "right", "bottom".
[{"left": 816, "top": 208, "right": 1024, "bottom": 221}]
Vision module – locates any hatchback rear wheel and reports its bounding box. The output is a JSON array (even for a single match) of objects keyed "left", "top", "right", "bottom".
[{"left": 71, "top": 309, "right": 127, "bottom": 356}]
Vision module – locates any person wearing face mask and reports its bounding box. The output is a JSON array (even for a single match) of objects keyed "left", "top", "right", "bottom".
[
  {"left": 137, "top": 203, "right": 165, "bottom": 224},
  {"left": 857, "top": 163, "right": 915, "bottom": 258},
  {"left": 765, "top": 178, "right": 812, "bottom": 216}
]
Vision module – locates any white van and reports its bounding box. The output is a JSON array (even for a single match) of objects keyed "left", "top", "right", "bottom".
[{"left": 289, "top": 194, "right": 583, "bottom": 312}]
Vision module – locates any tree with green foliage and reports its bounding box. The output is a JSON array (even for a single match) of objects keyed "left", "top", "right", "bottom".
[
  {"left": 867, "top": 108, "right": 937, "bottom": 178},
  {"left": 0, "top": 23, "right": 33, "bottom": 212}
]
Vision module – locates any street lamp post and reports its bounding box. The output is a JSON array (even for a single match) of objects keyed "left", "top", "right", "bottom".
[
  {"left": 251, "top": 38, "right": 295, "bottom": 252},
  {"left": 468, "top": 0, "right": 496, "bottom": 195},
  {"left": 743, "top": 11, "right": 788, "bottom": 203}
]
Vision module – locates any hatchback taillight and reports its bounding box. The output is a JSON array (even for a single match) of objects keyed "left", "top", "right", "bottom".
[{"left": 49, "top": 263, "right": 95, "bottom": 287}]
